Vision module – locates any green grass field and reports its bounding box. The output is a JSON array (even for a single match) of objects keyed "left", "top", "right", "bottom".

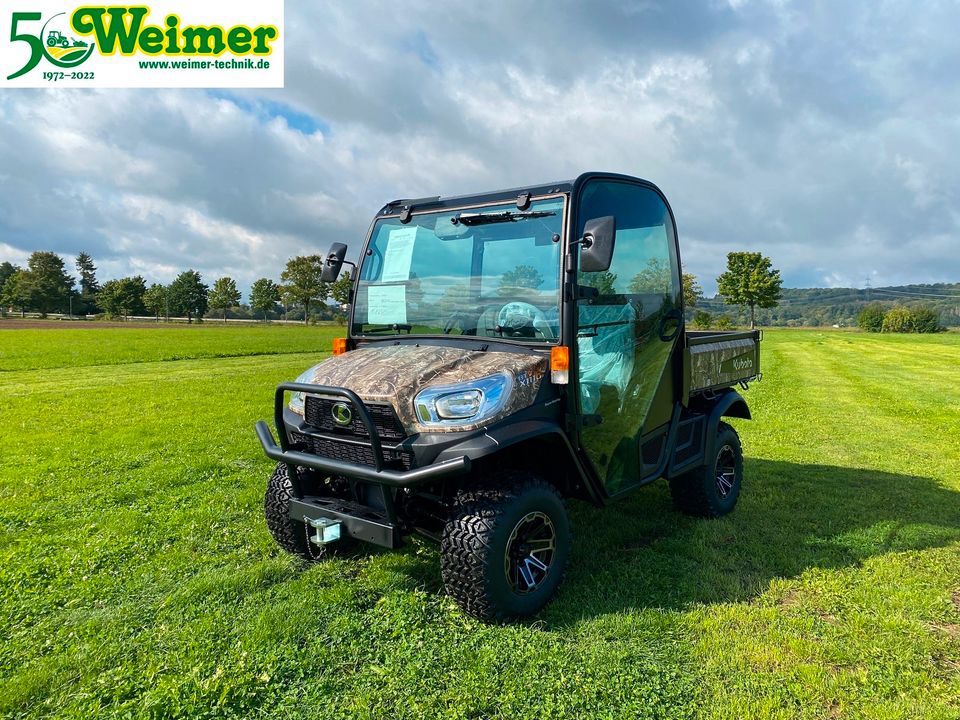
[
  {"left": 0, "top": 323, "right": 342, "bottom": 371},
  {"left": 0, "top": 326, "right": 958, "bottom": 719}
]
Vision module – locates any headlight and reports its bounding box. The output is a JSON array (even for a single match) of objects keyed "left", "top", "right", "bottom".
[
  {"left": 414, "top": 373, "right": 512, "bottom": 427},
  {"left": 435, "top": 390, "right": 483, "bottom": 419},
  {"left": 289, "top": 364, "right": 323, "bottom": 414}
]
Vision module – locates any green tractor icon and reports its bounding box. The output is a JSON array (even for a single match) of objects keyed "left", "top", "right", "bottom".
[{"left": 46, "top": 30, "right": 87, "bottom": 49}]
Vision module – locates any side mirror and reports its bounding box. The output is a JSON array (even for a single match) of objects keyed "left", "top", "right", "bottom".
[
  {"left": 321, "top": 242, "right": 348, "bottom": 282},
  {"left": 579, "top": 216, "right": 616, "bottom": 273}
]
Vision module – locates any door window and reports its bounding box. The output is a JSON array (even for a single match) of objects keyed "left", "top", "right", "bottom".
[{"left": 576, "top": 181, "right": 681, "bottom": 493}]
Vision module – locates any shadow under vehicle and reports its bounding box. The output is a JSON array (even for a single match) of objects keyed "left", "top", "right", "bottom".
[{"left": 255, "top": 172, "right": 762, "bottom": 622}]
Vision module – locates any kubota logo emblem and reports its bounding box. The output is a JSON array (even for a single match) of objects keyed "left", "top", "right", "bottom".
[{"left": 331, "top": 402, "right": 353, "bottom": 426}]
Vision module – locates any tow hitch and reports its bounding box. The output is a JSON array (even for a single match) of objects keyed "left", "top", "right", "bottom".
[{"left": 305, "top": 516, "right": 342, "bottom": 546}]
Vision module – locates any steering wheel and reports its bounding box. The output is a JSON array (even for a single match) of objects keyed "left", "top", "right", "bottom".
[
  {"left": 497, "top": 301, "right": 555, "bottom": 339},
  {"left": 443, "top": 310, "right": 477, "bottom": 335}
]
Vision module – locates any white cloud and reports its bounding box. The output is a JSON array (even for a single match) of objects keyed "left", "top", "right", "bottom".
[{"left": 1, "top": 0, "right": 959, "bottom": 298}]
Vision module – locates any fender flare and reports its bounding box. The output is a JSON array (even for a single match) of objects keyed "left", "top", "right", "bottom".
[
  {"left": 434, "top": 419, "right": 603, "bottom": 504},
  {"left": 704, "top": 389, "right": 751, "bottom": 463}
]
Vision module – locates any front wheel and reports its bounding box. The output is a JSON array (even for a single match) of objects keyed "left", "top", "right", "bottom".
[
  {"left": 669, "top": 421, "right": 743, "bottom": 517},
  {"left": 264, "top": 463, "right": 352, "bottom": 560},
  {"left": 441, "top": 473, "right": 571, "bottom": 623}
]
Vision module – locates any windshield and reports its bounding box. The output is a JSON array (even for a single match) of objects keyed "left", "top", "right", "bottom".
[{"left": 352, "top": 196, "right": 565, "bottom": 343}]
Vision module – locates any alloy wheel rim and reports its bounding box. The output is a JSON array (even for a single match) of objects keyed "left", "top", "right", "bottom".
[
  {"left": 504, "top": 511, "right": 556, "bottom": 594},
  {"left": 715, "top": 445, "right": 737, "bottom": 498}
]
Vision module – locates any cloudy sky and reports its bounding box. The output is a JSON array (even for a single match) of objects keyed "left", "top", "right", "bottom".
[{"left": 1, "top": 0, "right": 958, "bottom": 296}]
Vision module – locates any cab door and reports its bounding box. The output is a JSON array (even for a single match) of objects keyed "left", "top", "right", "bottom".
[{"left": 574, "top": 180, "right": 682, "bottom": 495}]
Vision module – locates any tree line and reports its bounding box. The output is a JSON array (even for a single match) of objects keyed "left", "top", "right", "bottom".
[
  {"left": 694, "top": 285, "right": 957, "bottom": 329},
  {"left": 856, "top": 303, "right": 944, "bottom": 333},
  {"left": 2, "top": 248, "right": 950, "bottom": 330},
  {"left": 0, "top": 251, "right": 355, "bottom": 324},
  {"left": 0, "top": 249, "right": 782, "bottom": 327}
]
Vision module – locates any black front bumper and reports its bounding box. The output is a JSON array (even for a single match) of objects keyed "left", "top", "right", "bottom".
[
  {"left": 256, "top": 382, "right": 473, "bottom": 549},
  {"left": 255, "top": 419, "right": 470, "bottom": 486},
  {"left": 256, "top": 382, "right": 472, "bottom": 486}
]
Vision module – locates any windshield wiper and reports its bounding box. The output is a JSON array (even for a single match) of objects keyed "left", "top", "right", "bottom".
[
  {"left": 360, "top": 323, "right": 412, "bottom": 335},
  {"left": 452, "top": 210, "right": 556, "bottom": 226}
]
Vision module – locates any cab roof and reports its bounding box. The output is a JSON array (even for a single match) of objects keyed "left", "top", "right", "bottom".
[{"left": 378, "top": 172, "right": 659, "bottom": 216}]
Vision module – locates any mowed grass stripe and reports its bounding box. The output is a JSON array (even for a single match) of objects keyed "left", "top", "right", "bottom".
[
  {"left": 805, "top": 336, "right": 959, "bottom": 474},
  {"left": 0, "top": 325, "right": 342, "bottom": 371},
  {"left": 0, "top": 352, "right": 323, "bottom": 398},
  {"left": 746, "top": 333, "right": 960, "bottom": 476},
  {"left": 687, "top": 331, "right": 960, "bottom": 718}
]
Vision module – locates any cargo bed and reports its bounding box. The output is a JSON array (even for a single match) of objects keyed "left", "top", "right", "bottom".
[{"left": 684, "top": 330, "right": 761, "bottom": 395}]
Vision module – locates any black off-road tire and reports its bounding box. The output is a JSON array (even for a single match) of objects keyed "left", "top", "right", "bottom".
[
  {"left": 264, "top": 463, "right": 352, "bottom": 560},
  {"left": 441, "top": 472, "right": 572, "bottom": 623},
  {"left": 669, "top": 421, "right": 743, "bottom": 518}
]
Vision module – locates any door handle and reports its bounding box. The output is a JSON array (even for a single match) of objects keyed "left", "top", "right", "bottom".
[{"left": 658, "top": 309, "right": 683, "bottom": 341}]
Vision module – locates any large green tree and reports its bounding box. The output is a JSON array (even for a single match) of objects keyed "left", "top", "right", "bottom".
[
  {"left": 628, "top": 257, "right": 672, "bottom": 294},
  {"left": 857, "top": 303, "right": 885, "bottom": 332},
  {"left": 910, "top": 306, "right": 941, "bottom": 334},
  {"left": 0, "top": 261, "right": 18, "bottom": 293},
  {"left": 97, "top": 276, "right": 146, "bottom": 319},
  {"left": 0, "top": 262, "right": 20, "bottom": 315},
  {"left": 881, "top": 306, "right": 913, "bottom": 333},
  {"left": 682, "top": 273, "right": 703, "bottom": 308},
  {"left": 498, "top": 265, "right": 543, "bottom": 295},
  {"left": 0, "top": 269, "right": 33, "bottom": 317},
  {"left": 26, "top": 251, "right": 74, "bottom": 316},
  {"left": 716, "top": 251, "right": 782, "bottom": 329},
  {"left": 75, "top": 252, "right": 100, "bottom": 314},
  {"left": 280, "top": 255, "right": 327, "bottom": 324},
  {"left": 579, "top": 271, "right": 618, "bottom": 296},
  {"left": 168, "top": 270, "right": 208, "bottom": 323},
  {"left": 692, "top": 309, "right": 712, "bottom": 329},
  {"left": 143, "top": 283, "right": 169, "bottom": 321},
  {"left": 249, "top": 278, "right": 281, "bottom": 321},
  {"left": 97, "top": 280, "right": 123, "bottom": 318},
  {"left": 208, "top": 276, "right": 242, "bottom": 323},
  {"left": 330, "top": 270, "right": 353, "bottom": 307}
]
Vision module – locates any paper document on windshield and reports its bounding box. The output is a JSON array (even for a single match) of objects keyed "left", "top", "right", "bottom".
[
  {"left": 367, "top": 285, "right": 407, "bottom": 324},
  {"left": 381, "top": 226, "right": 420, "bottom": 282}
]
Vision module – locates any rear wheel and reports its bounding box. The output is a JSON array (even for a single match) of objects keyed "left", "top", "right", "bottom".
[
  {"left": 669, "top": 421, "right": 743, "bottom": 517},
  {"left": 441, "top": 472, "right": 571, "bottom": 623}
]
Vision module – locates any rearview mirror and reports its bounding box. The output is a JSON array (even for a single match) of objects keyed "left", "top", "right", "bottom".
[
  {"left": 579, "top": 216, "right": 616, "bottom": 272},
  {"left": 321, "top": 243, "right": 348, "bottom": 282}
]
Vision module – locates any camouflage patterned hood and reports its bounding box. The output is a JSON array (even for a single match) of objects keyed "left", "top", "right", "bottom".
[{"left": 295, "top": 344, "right": 548, "bottom": 434}]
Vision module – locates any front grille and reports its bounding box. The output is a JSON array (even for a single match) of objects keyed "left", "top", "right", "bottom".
[
  {"left": 304, "top": 396, "right": 406, "bottom": 441},
  {"left": 291, "top": 432, "right": 414, "bottom": 470}
]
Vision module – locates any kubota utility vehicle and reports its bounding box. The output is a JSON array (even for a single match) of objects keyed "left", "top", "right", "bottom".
[{"left": 255, "top": 172, "right": 761, "bottom": 622}]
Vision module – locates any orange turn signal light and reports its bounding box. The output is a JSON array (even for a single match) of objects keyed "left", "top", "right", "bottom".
[
  {"left": 333, "top": 338, "right": 348, "bottom": 356},
  {"left": 550, "top": 346, "right": 570, "bottom": 371},
  {"left": 550, "top": 346, "right": 570, "bottom": 384}
]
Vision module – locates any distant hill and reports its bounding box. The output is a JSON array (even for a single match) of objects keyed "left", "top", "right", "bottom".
[{"left": 694, "top": 283, "right": 960, "bottom": 328}]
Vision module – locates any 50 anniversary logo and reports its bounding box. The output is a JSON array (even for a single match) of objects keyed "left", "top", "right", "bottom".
[{"left": 2, "top": 2, "right": 284, "bottom": 88}]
